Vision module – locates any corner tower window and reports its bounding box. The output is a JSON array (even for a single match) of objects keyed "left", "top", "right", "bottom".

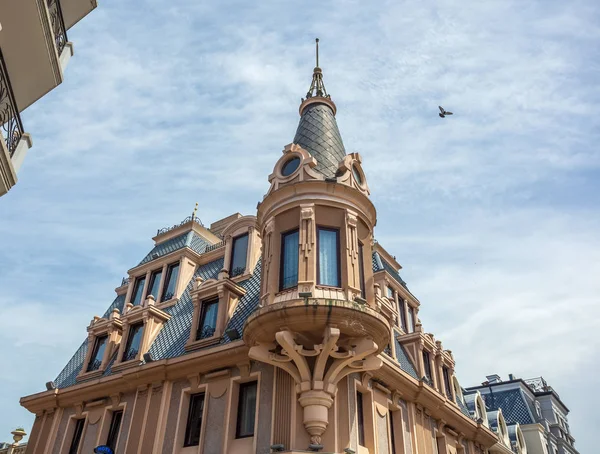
[
  {"left": 317, "top": 227, "right": 340, "bottom": 287},
  {"left": 356, "top": 391, "right": 365, "bottom": 446},
  {"left": 358, "top": 242, "right": 366, "bottom": 298},
  {"left": 280, "top": 229, "right": 299, "bottom": 290},
  {"left": 230, "top": 233, "right": 249, "bottom": 277},
  {"left": 422, "top": 350, "right": 432, "bottom": 384},
  {"left": 122, "top": 323, "right": 144, "bottom": 361},
  {"left": 399, "top": 298, "right": 408, "bottom": 331},
  {"left": 196, "top": 298, "right": 219, "bottom": 340},
  {"left": 86, "top": 335, "right": 108, "bottom": 372},
  {"left": 443, "top": 366, "right": 453, "bottom": 398},
  {"left": 281, "top": 156, "right": 300, "bottom": 176},
  {"left": 161, "top": 262, "right": 180, "bottom": 302},
  {"left": 131, "top": 276, "right": 146, "bottom": 306}
]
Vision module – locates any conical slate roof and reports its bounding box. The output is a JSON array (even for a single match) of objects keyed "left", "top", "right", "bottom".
[{"left": 293, "top": 101, "right": 346, "bottom": 178}]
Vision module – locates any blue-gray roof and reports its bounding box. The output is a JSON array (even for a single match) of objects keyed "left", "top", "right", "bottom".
[
  {"left": 480, "top": 389, "right": 534, "bottom": 425},
  {"left": 393, "top": 331, "right": 418, "bottom": 379},
  {"left": 138, "top": 231, "right": 210, "bottom": 266},
  {"left": 372, "top": 251, "right": 408, "bottom": 289},
  {"left": 293, "top": 102, "right": 346, "bottom": 178}
]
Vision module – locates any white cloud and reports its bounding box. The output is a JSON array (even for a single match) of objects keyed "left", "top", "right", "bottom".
[{"left": 0, "top": 0, "right": 598, "bottom": 449}]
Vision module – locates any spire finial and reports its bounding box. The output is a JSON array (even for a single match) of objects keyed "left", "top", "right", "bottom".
[
  {"left": 192, "top": 202, "right": 198, "bottom": 221},
  {"left": 305, "top": 38, "right": 329, "bottom": 100}
]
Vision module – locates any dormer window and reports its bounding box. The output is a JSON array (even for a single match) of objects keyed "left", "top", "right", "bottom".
[
  {"left": 122, "top": 322, "right": 144, "bottom": 362},
  {"left": 442, "top": 366, "right": 453, "bottom": 398},
  {"left": 147, "top": 269, "right": 162, "bottom": 300},
  {"left": 422, "top": 350, "right": 433, "bottom": 384},
  {"left": 230, "top": 234, "right": 249, "bottom": 278},
  {"left": 86, "top": 335, "right": 108, "bottom": 372},
  {"left": 280, "top": 229, "right": 299, "bottom": 290},
  {"left": 398, "top": 298, "right": 408, "bottom": 332},
  {"left": 476, "top": 398, "right": 485, "bottom": 419},
  {"left": 407, "top": 306, "right": 415, "bottom": 333},
  {"left": 317, "top": 227, "right": 340, "bottom": 287},
  {"left": 196, "top": 298, "right": 219, "bottom": 340},
  {"left": 131, "top": 277, "right": 146, "bottom": 306},
  {"left": 161, "top": 262, "right": 180, "bottom": 302}
]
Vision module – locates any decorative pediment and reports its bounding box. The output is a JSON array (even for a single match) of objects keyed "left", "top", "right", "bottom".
[
  {"left": 336, "top": 152, "right": 370, "bottom": 195},
  {"left": 266, "top": 143, "right": 324, "bottom": 195}
]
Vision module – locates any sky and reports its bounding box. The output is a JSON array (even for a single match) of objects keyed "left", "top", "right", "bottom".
[{"left": 0, "top": 0, "right": 599, "bottom": 450}]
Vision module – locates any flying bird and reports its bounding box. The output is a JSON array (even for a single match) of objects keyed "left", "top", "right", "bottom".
[{"left": 438, "top": 106, "right": 453, "bottom": 118}]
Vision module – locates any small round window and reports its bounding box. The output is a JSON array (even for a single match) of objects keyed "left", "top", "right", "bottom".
[
  {"left": 281, "top": 156, "right": 301, "bottom": 177},
  {"left": 352, "top": 165, "right": 363, "bottom": 185}
]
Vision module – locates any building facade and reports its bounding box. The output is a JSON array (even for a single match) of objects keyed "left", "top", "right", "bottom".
[
  {"left": 0, "top": 0, "right": 98, "bottom": 196},
  {"left": 22, "top": 53, "right": 506, "bottom": 454},
  {"left": 466, "top": 375, "right": 579, "bottom": 454}
]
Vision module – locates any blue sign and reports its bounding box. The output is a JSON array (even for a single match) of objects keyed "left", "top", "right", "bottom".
[{"left": 94, "top": 446, "right": 114, "bottom": 454}]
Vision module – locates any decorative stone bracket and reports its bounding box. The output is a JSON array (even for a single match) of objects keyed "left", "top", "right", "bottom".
[{"left": 248, "top": 326, "right": 382, "bottom": 445}]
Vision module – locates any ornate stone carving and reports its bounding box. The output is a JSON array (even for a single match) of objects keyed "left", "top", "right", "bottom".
[{"left": 249, "top": 326, "right": 382, "bottom": 444}]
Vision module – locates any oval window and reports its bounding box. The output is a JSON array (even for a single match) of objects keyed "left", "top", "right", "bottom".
[
  {"left": 281, "top": 156, "right": 301, "bottom": 176},
  {"left": 352, "top": 165, "right": 363, "bottom": 185}
]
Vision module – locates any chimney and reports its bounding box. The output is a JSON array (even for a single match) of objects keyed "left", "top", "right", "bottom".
[
  {"left": 508, "top": 373, "right": 515, "bottom": 380},
  {"left": 486, "top": 374, "right": 502, "bottom": 384}
]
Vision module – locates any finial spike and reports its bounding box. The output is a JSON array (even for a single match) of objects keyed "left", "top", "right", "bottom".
[
  {"left": 315, "top": 38, "right": 319, "bottom": 68},
  {"left": 192, "top": 202, "right": 198, "bottom": 221}
]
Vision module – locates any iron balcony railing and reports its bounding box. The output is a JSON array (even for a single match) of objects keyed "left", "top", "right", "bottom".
[
  {"left": 0, "top": 49, "right": 24, "bottom": 158},
  {"left": 46, "top": 0, "right": 68, "bottom": 56}
]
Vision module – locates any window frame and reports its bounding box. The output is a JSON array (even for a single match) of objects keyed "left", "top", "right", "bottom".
[
  {"left": 422, "top": 350, "right": 432, "bottom": 383},
  {"left": 279, "top": 228, "right": 300, "bottom": 291},
  {"left": 130, "top": 276, "right": 146, "bottom": 306},
  {"left": 316, "top": 226, "right": 341, "bottom": 288},
  {"left": 398, "top": 298, "right": 408, "bottom": 332},
  {"left": 106, "top": 410, "right": 123, "bottom": 452},
  {"left": 121, "top": 322, "right": 144, "bottom": 362},
  {"left": 183, "top": 392, "right": 206, "bottom": 447},
  {"left": 146, "top": 268, "right": 163, "bottom": 301},
  {"left": 235, "top": 381, "right": 258, "bottom": 439},
  {"left": 356, "top": 390, "right": 366, "bottom": 447},
  {"left": 86, "top": 334, "right": 108, "bottom": 372},
  {"left": 68, "top": 418, "right": 85, "bottom": 454},
  {"left": 196, "top": 298, "right": 219, "bottom": 341},
  {"left": 160, "top": 261, "right": 180, "bottom": 302},
  {"left": 442, "top": 366, "right": 453, "bottom": 399},
  {"left": 230, "top": 233, "right": 249, "bottom": 278}
]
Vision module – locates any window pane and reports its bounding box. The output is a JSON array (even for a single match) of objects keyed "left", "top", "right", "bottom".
[
  {"left": 357, "top": 391, "right": 365, "bottom": 446},
  {"left": 399, "top": 299, "right": 408, "bottom": 331},
  {"left": 318, "top": 228, "right": 340, "bottom": 287},
  {"left": 236, "top": 382, "right": 257, "bottom": 438},
  {"left": 407, "top": 307, "right": 415, "bottom": 333},
  {"left": 69, "top": 419, "right": 85, "bottom": 454},
  {"left": 423, "top": 351, "right": 432, "bottom": 383},
  {"left": 387, "top": 286, "right": 394, "bottom": 298},
  {"left": 87, "top": 335, "right": 108, "bottom": 372},
  {"left": 197, "top": 300, "right": 219, "bottom": 340},
  {"left": 230, "top": 234, "right": 249, "bottom": 277},
  {"left": 358, "top": 242, "right": 366, "bottom": 298},
  {"left": 147, "top": 269, "right": 162, "bottom": 300},
  {"left": 106, "top": 410, "right": 123, "bottom": 451},
  {"left": 131, "top": 277, "right": 146, "bottom": 306},
  {"left": 122, "top": 323, "right": 144, "bottom": 362},
  {"left": 280, "top": 230, "right": 299, "bottom": 290},
  {"left": 443, "top": 367, "right": 452, "bottom": 398},
  {"left": 184, "top": 393, "right": 205, "bottom": 447},
  {"left": 389, "top": 411, "right": 396, "bottom": 454},
  {"left": 161, "top": 263, "right": 180, "bottom": 301}
]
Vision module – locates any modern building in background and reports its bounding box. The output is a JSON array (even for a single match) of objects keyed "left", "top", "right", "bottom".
[
  {"left": 17, "top": 50, "right": 576, "bottom": 454},
  {"left": 0, "top": 0, "right": 98, "bottom": 196},
  {"left": 466, "top": 375, "right": 579, "bottom": 454}
]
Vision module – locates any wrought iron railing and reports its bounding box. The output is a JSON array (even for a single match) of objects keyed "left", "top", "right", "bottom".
[
  {"left": 156, "top": 215, "right": 204, "bottom": 236},
  {"left": 123, "top": 348, "right": 138, "bottom": 362},
  {"left": 121, "top": 277, "right": 130, "bottom": 287},
  {"left": 196, "top": 325, "right": 216, "bottom": 340},
  {"left": 230, "top": 266, "right": 245, "bottom": 278},
  {"left": 46, "top": 0, "right": 68, "bottom": 56},
  {"left": 205, "top": 241, "right": 225, "bottom": 252},
  {"left": 0, "top": 49, "right": 24, "bottom": 158}
]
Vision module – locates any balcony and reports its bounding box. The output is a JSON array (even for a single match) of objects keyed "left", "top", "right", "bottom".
[
  {"left": 60, "top": 0, "right": 97, "bottom": 30},
  {"left": 0, "top": 0, "right": 73, "bottom": 113},
  {"left": 0, "top": 48, "right": 30, "bottom": 196}
]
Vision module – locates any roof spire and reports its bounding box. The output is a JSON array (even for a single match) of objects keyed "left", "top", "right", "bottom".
[{"left": 306, "top": 38, "right": 329, "bottom": 99}]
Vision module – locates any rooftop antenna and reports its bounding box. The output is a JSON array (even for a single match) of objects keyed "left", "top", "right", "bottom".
[{"left": 315, "top": 37, "right": 319, "bottom": 68}]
